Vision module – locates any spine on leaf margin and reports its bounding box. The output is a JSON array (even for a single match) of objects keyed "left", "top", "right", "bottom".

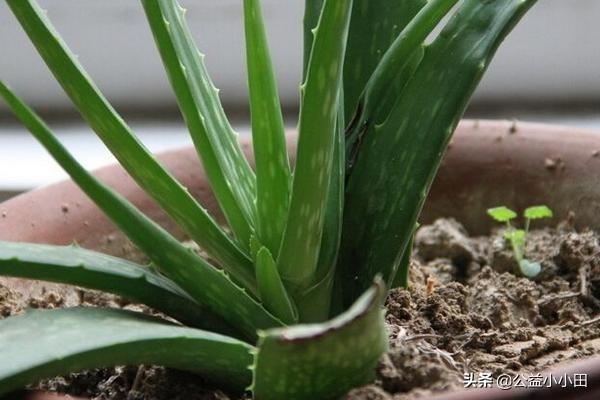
[
  {"left": 6, "top": 0, "right": 252, "bottom": 277},
  {"left": 243, "top": 0, "right": 292, "bottom": 255},
  {"left": 277, "top": 0, "right": 353, "bottom": 297},
  {"left": 0, "top": 82, "right": 281, "bottom": 341},
  {"left": 142, "top": 0, "right": 257, "bottom": 248}
]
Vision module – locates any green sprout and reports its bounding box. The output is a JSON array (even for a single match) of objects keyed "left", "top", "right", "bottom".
[
  {"left": 0, "top": 0, "right": 537, "bottom": 398},
  {"left": 487, "top": 205, "right": 553, "bottom": 278}
]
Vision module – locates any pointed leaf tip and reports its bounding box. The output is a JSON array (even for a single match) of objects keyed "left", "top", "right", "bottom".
[{"left": 252, "top": 278, "right": 388, "bottom": 400}]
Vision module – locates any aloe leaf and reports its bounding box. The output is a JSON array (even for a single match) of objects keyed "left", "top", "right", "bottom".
[
  {"left": 0, "top": 81, "right": 256, "bottom": 293},
  {"left": 249, "top": 234, "right": 262, "bottom": 262},
  {"left": 251, "top": 278, "right": 388, "bottom": 400},
  {"left": 343, "top": 0, "right": 425, "bottom": 121},
  {"left": 302, "top": 0, "right": 325, "bottom": 77},
  {"left": 277, "top": 0, "right": 354, "bottom": 292},
  {"left": 345, "top": 0, "right": 460, "bottom": 165},
  {"left": 0, "top": 241, "right": 237, "bottom": 335},
  {"left": 356, "top": 0, "right": 459, "bottom": 119},
  {"left": 5, "top": 0, "right": 251, "bottom": 276},
  {"left": 0, "top": 84, "right": 281, "bottom": 340},
  {"left": 0, "top": 308, "right": 254, "bottom": 396},
  {"left": 339, "top": 0, "right": 537, "bottom": 306},
  {"left": 255, "top": 247, "right": 298, "bottom": 325},
  {"left": 391, "top": 224, "right": 418, "bottom": 289},
  {"left": 243, "top": 0, "right": 292, "bottom": 254},
  {"left": 297, "top": 104, "right": 346, "bottom": 322},
  {"left": 142, "top": 0, "right": 257, "bottom": 247}
]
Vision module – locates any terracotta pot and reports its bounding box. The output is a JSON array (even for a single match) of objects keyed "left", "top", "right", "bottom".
[{"left": 1, "top": 120, "right": 599, "bottom": 400}]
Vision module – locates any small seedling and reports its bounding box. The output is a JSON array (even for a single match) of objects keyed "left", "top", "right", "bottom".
[{"left": 487, "top": 205, "right": 553, "bottom": 278}]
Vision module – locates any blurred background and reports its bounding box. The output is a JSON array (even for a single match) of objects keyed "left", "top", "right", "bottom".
[{"left": 1, "top": 0, "right": 599, "bottom": 201}]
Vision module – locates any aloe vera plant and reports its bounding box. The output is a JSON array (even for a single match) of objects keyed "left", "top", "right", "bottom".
[{"left": 0, "top": 0, "right": 537, "bottom": 398}]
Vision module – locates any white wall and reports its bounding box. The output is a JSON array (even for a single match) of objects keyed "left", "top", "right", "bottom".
[{"left": 1, "top": 0, "right": 599, "bottom": 112}]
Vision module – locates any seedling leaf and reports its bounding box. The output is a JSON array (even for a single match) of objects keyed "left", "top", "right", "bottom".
[
  {"left": 488, "top": 206, "right": 518, "bottom": 222},
  {"left": 524, "top": 205, "right": 553, "bottom": 220}
]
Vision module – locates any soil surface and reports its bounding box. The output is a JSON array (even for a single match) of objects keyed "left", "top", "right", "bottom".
[{"left": 1, "top": 218, "right": 599, "bottom": 400}]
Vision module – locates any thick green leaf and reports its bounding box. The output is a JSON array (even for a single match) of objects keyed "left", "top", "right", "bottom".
[
  {"left": 5, "top": 0, "right": 251, "bottom": 276},
  {"left": 243, "top": 0, "right": 292, "bottom": 254},
  {"left": 297, "top": 104, "right": 346, "bottom": 322},
  {"left": 343, "top": 0, "right": 425, "bottom": 121},
  {"left": 391, "top": 223, "right": 419, "bottom": 289},
  {"left": 302, "top": 0, "right": 325, "bottom": 77},
  {"left": 0, "top": 241, "right": 236, "bottom": 335},
  {"left": 255, "top": 247, "right": 298, "bottom": 325},
  {"left": 0, "top": 308, "right": 254, "bottom": 396},
  {"left": 249, "top": 234, "right": 262, "bottom": 261},
  {"left": 142, "top": 0, "right": 257, "bottom": 247},
  {"left": 251, "top": 279, "right": 388, "bottom": 400},
  {"left": 277, "top": 0, "right": 354, "bottom": 292},
  {"left": 345, "top": 0, "right": 459, "bottom": 166},
  {"left": 356, "top": 0, "right": 459, "bottom": 119},
  {"left": 302, "top": 7, "right": 345, "bottom": 318},
  {"left": 0, "top": 84, "right": 281, "bottom": 340},
  {"left": 339, "top": 0, "right": 538, "bottom": 307}
]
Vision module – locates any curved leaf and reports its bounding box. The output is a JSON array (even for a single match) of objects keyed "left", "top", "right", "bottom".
[
  {"left": 0, "top": 83, "right": 282, "bottom": 340},
  {"left": 255, "top": 247, "right": 298, "bottom": 325},
  {"left": 343, "top": 0, "right": 425, "bottom": 121},
  {"left": 0, "top": 241, "right": 236, "bottom": 335},
  {"left": 5, "top": 0, "right": 251, "bottom": 277},
  {"left": 142, "top": 0, "right": 257, "bottom": 246},
  {"left": 278, "top": 0, "right": 354, "bottom": 292},
  {"left": 0, "top": 308, "right": 254, "bottom": 396},
  {"left": 300, "top": 105, "right": 346, "bottom": 322},
  {"left": 251, "top": 279, "right": 388, "bottom": 400},
  {"left": 302, "top": 0, "right": 325, "bottom": 77},
  {"left": 339, "top": 0, "right": 538, "bottom": 306},
  {"left": 243, "top": 0, "right": 292, "bottom": 255},
  {"left": 345, "top": 0, "right": 459, "bottom": 167}
]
